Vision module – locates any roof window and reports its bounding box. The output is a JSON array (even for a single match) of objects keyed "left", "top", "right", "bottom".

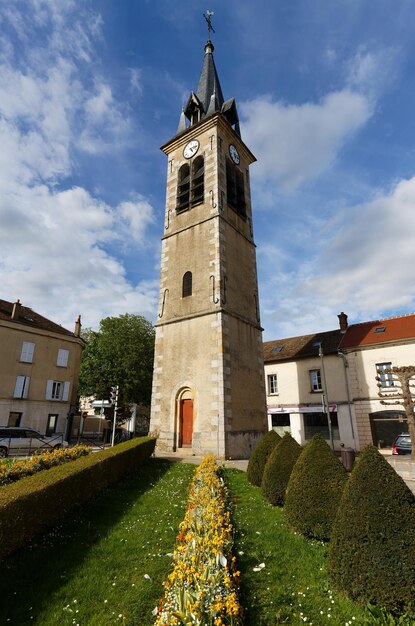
[
  {"left": 374, "top": 326, "right": 386, "bottom": 333},
  {"left": 272, "top": 346, "right": 282, "bottom": 354}
]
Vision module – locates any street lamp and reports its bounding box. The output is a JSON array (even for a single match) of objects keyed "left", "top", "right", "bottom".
[{"left": 318, "top": 343, "right": 334, "bottom": 450}]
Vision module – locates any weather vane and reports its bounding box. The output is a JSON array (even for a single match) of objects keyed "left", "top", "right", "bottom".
[{"left": 204, "top": 10, "right": 215, "bottom": 38}]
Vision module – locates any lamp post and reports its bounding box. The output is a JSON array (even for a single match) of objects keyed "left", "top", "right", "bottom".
[
  {"left": 318, "top": 343, "right": 334, "bottom": 450},
  {"left": 111, "top": 385, "right": 119, "bottom": 447}
]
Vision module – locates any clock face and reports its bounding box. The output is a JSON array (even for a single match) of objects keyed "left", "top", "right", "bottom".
[
  {"left": 183, "top": 139, "right": 200, "bottom": 159},
  {"left": 229, "top": 144, "right": 240, "bottom": 165}
]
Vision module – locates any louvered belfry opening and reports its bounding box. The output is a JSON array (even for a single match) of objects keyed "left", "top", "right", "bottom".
[
  {"left": 182, "top": 271, "right": 192, "bottom": 297},
  {"left": 226, "top": 159, "right": 246, "bottom": 218},
  {"left": 191, "top": 156, "right": 204, "bottom": 206},
  {"left": 177, "top": 164, "right": 190, "bottom": 212}
]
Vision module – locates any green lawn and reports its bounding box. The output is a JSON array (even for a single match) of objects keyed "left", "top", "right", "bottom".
[
  {"left": 0, "top": 459, "right": 195, "bottom": 625},
  {"left": 225, "top": 468, "right": 410, "bottom": 626},
  {"left": 0, "top": 460, "right": 409, "bottom": 625}
]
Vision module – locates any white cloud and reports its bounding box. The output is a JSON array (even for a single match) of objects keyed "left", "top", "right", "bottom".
[
  {"left": 0, "top": 2, "right": 155, "bottom": 330},
  {"left": 129, "top": 67, "right": 143, "bottom": 95},
  {"left": 241, "top": 90, "right": 372, "bottom": 192},
  {"left": 119, "top": 198, "right": 155, "bottom": 244},
  {"left": 260, "top": 176, "right": 415, "bottom": 339}
]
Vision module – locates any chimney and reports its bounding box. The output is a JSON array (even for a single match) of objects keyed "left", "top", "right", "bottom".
[
  {"left": 74, "top": 314, "right": 82, "bottom": 337},
  {"left": 338, "top": 311, "right": 348, "bottom": 333},
  {"left": 11, "top": 299, "right": 21, "bottom": 320}
]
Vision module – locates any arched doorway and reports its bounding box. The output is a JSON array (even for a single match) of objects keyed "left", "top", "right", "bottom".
[{"left": 178, "top": 389, "right": 194, "bottom": 448}]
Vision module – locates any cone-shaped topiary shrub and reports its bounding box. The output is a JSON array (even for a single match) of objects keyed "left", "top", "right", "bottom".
[
  {"left": 284, "top": 433, "right": 348, "bottom": 541},
  {"left": 329, "top": 445, "right": 415, "bottom": 614},
  {"left": 261, "top": 432, "right": 302, "bottom": 506},
  {"left": 247, "top": 430, "right": 281, "bottom": 486}
]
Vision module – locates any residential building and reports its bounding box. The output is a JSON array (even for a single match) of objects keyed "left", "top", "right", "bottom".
[
  {"left": 0, "top": 299, "right": 83, "bottom": 436},
  {"left": 150, "top": 31, "right": 267, "bottom": 458},
  {"left": 264, "top": 312, "right": 415, "bottom": 451}
]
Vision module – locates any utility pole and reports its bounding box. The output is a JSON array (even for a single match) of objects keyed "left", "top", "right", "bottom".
[
  {"left": 319, "top": 343, "right": 334, "bottom": 450},
  {"left": 110, "top": 385, "right": 119, "bottom": 447}
]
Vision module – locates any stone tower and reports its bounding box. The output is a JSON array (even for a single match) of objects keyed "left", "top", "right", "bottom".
[{"left": 149, "top": 35, "right": 267, "bottom": 459}]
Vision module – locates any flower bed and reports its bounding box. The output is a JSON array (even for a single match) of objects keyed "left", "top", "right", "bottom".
[
  {"left": 155, "top": 455, "right": 242, "bottom": 626},
  {"left": 0, "top": 445, "right": 91, "bottom": 486}
]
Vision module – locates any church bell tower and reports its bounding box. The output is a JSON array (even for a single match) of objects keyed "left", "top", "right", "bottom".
[{"left": 150, "top": 24, "right": 267, "bottom": 458}]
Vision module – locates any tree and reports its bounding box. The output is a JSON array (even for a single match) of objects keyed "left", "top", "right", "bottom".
[
  {"left": 329, "top": 445, "right": 415, "bottom": 614},
  {"left": 261, "top": 432, "right": 302, "bottom": 506},
  {"left": 78, "top": 314, "right": 155, "bottom": 407},
  {"left": 247, "top": 430, "right": 281, "bottom": 486},
  {"left": 377, "top": 365, "right": 415, "bottom": 459},
  {"left": 284, "top": 434, "right": 348, "bottom": 541}
]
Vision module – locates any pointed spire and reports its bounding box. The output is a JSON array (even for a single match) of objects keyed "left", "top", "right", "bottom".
[
  {"left": 196, "top": 40, "right": 224, "bottom": 115},
  {"left": 177, "top": 108, "right": 187, "bottom": 134}
]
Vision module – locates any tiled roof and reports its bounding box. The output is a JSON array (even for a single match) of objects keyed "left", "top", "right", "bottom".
[
  {"left": 340, "top": 313, "right": 415, "bottom": 349},
  {"left": 0, "top": 299, "right": 75, "bottom": 337},
  {"left": 264, "top": 329, "right": 342, "bottom": 363}
]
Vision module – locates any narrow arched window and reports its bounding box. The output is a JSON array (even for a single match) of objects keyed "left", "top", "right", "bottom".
[
  {"left": 177, "top": 164, "right": 190, "bottom": 213},
  {"left": 182, "top": 271, "right": 192, "bottom": 297},
  {"left": 191, "top": 156, "right": 204, "bottom": 206}
]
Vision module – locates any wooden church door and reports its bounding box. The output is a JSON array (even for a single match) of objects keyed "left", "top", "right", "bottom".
[{"left": 180, "top": 399, "right": 193, "bottom": 446}]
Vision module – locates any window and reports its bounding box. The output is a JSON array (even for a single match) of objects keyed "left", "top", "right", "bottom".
[
  {"left": 304, "top": 411, "right": 339, "bottom": 440},
  {"left": 13, "top": 375, "right": 30, "bottom": 398},
  {"left": 267, "top": 374, "right": 278, "bottom": 395},
  {"left": 271, "top": 414, "right": 290, "bottom": 428},
  {"left": 191, "top": 156, "right": 204, "bottom": 206},
  {"left": 46, "top": 414, "right": 58, "bottom": 436},
  {"left": 46, "top": 380, "right": 70, "bottom": 401},
  {"left": 376, "top": 362, "right": 394, "bottom": 388},
  {"left": 226, "top": 159, "right": 246, "bottom": 217},
  {"left": 177, "top": 164, "right": 190, "bottom": 212},
  {"left": 20, "top": 341, "right": 35, "bottom": 363},
  {"left": 309, "top": 369, "right": 322, "bottom": 392},
  {"left": 182, "top": 271, "right": 192, "bottom": 297},
  {"left": 8, "top": 412, "right": 22, "bottom": 427},
  {"left": 176, "top": 156, "right": 205, "bottom": 213},
  {"left": 57, "top": 348, "right": 69, "bottom": 367}
]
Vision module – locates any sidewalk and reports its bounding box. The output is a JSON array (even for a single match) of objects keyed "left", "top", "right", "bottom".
[{"left": 154, "top": 451, "right": 248, "bottom": 472}]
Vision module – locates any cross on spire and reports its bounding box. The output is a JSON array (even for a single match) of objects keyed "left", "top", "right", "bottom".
[{"left": 203, "top": 10, "right": 215, "bottom": 39}]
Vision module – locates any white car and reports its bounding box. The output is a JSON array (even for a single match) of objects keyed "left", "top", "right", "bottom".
[{"left": 0, "top": 427, "right": 68, "bottom": 458}]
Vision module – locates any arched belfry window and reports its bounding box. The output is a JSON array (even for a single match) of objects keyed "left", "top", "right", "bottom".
[
  {"left": 182, "top": 271, "right": 192, "bottom": 297},
  {"left": 176, "top": 156, "right": 204, "bottom": 213},
  {"left": 177, "top": 164, "right": 190, "bottom": 213},
  {"left": 191, "top": 156, "right": 204, "bottom": 206},
  {"left": 226, "top": 159, "right": 246, "bottom": 218}
]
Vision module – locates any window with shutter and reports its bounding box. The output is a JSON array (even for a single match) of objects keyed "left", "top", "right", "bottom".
[
  {"left": 20, "top": 342, "right": 35, "bottom": 363},
  {"left": 62, "top": 381, "right": 70, "bottom": 401},
  {"left": 14, "top": 376, "right": 30, "bottom": 398},
  {"left": 57, "top": 349, "right": 69, "bottom": 367}
]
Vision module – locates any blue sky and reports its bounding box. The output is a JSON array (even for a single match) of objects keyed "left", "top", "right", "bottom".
[{"left": 1, "top": 0, "right": 415, "bottom": 341}]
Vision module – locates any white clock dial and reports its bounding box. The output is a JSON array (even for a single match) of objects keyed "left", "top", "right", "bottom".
[
  {"left": 229, "top": 144, "right": 240, "bottom": 165},
  {"left": 183, "top": 139, "right": 200, "bottom": 159}
]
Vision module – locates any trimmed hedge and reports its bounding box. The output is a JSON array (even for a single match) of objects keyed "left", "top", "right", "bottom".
[
  {"left": 261, "top": 432, "right": 302, "bottom": 506},
  {"left": 329, "top": 445, "right": 415, "bottom": 614},
  {"left": 284, "top": 434, "right": 348, "bottom": 541},
  {"left": 247, "top": 430, "right": 281, "bottom": 486},
  {"left": 0, "top": 437, "right": 156, "bottom": 559}
]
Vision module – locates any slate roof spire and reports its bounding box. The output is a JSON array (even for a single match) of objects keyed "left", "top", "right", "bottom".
[
  {"left": 177, "top": 17, "right": 241, "bottom": 137},
  {"left": 195, "top": 40, "right": 224, "bottom": 115}
]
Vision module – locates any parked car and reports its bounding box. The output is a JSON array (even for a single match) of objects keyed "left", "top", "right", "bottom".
[
  {"left": 0, "top": 427, "right": 68, "bottom": 458},
  {"left": 392, "top": 433, "right": 412, "bottom": 455}
]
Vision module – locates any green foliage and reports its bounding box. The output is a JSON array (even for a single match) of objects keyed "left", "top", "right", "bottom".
[
  {"left": 284, "top": 433, "right": 348, "bottom": 541},
  {"left": 78, "top": 314, "right": 155, "bottom": 405},
  {"left": 247, "top": 430, "right": 281, "bottom": 486},
  {"left": 261, "top": 432, "right": 302, "bottom": 506},
  {"left": 329, "top": 445, "right": 415, "bottom": 614},
  {"left": 0, "top": 437, "right": 156, "bottom": 559}
]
